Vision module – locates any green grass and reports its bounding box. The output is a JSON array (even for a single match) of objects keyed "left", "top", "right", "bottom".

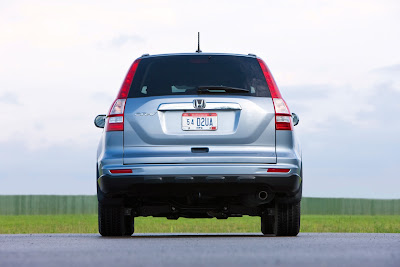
[{"left": 0, "top": 215, "right": 399, "bottom": 234}]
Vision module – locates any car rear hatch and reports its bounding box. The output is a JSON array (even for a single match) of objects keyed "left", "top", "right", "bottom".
[{"left": 122, "top": 54, "right": 277, "bottom": 164}]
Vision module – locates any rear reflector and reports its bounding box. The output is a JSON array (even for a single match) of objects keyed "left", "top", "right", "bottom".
[
  {"left": 110, "top": 169, "right": 132, "bottom": 174},
  {"left": 267, "top": 168, "right": 290, "bottom": 173}
]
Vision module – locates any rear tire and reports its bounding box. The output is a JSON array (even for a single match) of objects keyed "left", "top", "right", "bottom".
[
  {"left": 124, "top": 213, "right": 134, "bottom": 236},
  {"left": 277, "top": 202, "right": 301, "bottom": 236},
  {"left": 261, "top": 201, "right": 301, "bottom": 236},
  {"left": 261, "top": 213, "right": 274, "bottom": 235},
  {"left": 98, "top": 202, "right": 134, "bottom": 236}
]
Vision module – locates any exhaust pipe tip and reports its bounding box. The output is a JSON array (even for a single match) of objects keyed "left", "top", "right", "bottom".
[{"left": 258, "top": 191, "right": 268, "bottom": 201}]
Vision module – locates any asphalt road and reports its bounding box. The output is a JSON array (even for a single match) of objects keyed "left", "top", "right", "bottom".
[{"left": 1, "top": 233, "right": 399, "bottom": 267}]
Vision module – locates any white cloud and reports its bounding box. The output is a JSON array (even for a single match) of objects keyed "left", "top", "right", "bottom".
[{"left": 0, "top": 92, "right": 20, "bottom": 104}]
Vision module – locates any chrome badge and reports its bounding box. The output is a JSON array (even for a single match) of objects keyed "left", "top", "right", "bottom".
[
  {"left": 134, "top": 112, "right": 157, "bottom": 116},
  {"left": 193, "top": 99, "right": 206, "bottom": 109}
]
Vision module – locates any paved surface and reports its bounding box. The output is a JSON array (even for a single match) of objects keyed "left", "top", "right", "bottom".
[{"left": 1, "top": 233, "right": 399, "bottom": 267}]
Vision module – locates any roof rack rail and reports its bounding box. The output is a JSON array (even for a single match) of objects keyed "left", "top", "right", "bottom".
[
  {"left": 248, "top": 53, "right": 257, "bottom": 57},
  {"left": 141, "top": 54, "right": 150, "bottom": 57}
]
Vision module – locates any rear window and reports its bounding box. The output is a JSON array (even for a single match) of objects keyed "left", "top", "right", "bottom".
[{"left": 128, "top": 55, "right": 270, "bottom": 98}]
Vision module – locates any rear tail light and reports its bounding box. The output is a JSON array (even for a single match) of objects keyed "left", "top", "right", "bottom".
[
  {"left": 105, "top": 99, "right": 126, "bottom": 131},
  {"left": 257, "top": 58, "right": 293, "bottom": 131},
  {"left": 109, "top": 99, "right": 126, "bottom": 115},
  {"left": 273, "top": 98, "right": 292, "bottom": 130},
  {"left": 105, "top": 59, "right": 141, "bottom": 132}
]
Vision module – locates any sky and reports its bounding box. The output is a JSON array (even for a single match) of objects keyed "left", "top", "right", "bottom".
[{"left": 0, "top": 0, "right": 399, "bottom": 198}]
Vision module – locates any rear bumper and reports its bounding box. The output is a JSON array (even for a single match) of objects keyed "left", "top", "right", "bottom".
[
  {"left": 98, "top": 173, "right": 301, "bottom": 195},
  {"left": 97, "top": 164, "right": 303, "bottom": 214},
  {"left": 98, "top": 163, "right": 301, "bottom": 195}
]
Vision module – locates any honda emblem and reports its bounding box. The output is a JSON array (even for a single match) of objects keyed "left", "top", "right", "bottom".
[{"left": 193, "top": 99, "right": 206, "bottom": 109}]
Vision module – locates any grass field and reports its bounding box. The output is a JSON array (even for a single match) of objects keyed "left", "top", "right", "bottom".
[{"left": 0, "top": 215, "right": 399, "bottom": 234}]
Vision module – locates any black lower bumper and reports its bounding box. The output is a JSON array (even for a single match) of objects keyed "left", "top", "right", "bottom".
[{"left": 98, "top": 174, "right": 301, "bottom": 196}]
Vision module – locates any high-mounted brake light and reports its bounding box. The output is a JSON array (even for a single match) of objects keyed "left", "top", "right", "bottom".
[
  {"left": 105, "top": 59, "right": 141, "bottom": 132},
  {"left": 257, "top": 58, "right": 293, "bottom": 131}
]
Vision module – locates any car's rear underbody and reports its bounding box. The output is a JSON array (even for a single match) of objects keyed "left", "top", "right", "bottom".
[{"left": 98, "top": 170, "right": 302, "bottom": 219}]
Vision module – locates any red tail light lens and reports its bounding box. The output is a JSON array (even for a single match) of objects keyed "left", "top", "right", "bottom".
[
  {"left": 257, "top": 58, "right": 293, "bottom": 131},
  {"left": 257, "top": 58, "right": 281, "bottom": 99},
  {"left": 105, "top": 59, "right": 141, "bottom": 132},
  {"left": 117, "top": 59, "right": 141, "bottom": 99},
  {"left": 106, "top": 99, "right": 126, "bottom": 132},
  {"left": 275, "top": 116, "right": 292, "bottom": 130},
  {"left": 273, "top": 98, "right": 292, "bottom": 130}
]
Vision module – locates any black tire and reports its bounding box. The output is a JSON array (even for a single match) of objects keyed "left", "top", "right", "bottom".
[
  {"left": 275, "top": 201, "right": 301, "bottom": 236},
  {"left": 271, "top": 165, "right": 302, "bottom": 236},
  {"left": 261, "top": 213, "right": 274, "bottom": 235},
  {"left": 261, "top": 201, "right": 301, "bottom": 236},
  {"left": 98, "top": 202, "right": 134, "bottom": 236},
  {"left": 124, "top": 213, "right": 134, "bottom": 236}
]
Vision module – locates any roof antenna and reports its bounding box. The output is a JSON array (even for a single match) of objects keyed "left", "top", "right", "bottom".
[{"left": 196, "top": 32, "right": 202, "bottom": 53}]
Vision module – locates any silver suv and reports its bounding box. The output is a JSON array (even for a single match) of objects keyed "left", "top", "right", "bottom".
[{"left": 94, "top": 53, "right": 302, "bottom": 236}]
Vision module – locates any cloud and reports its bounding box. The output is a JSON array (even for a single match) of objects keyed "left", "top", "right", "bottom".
[
  {"left": 373, "top": 64, "right": 400, "bottom": 73},
  {"left": 0, "top": 92, "right": 20, "bottom": 105},
  {"left": 369, "top": 64, "right": 400, "bottom": 93},
  {"left": 109, "top": 34, "right": 145, "bottom": 47},
  {"left": 281, "top": 69, "right": 400, "bottom": 198},
  {"left": 296, "top": 92, "right": 400, "bottom": 199}
]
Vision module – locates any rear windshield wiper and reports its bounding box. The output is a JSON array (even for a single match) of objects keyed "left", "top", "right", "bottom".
[{"left": 197, "top": 86, "right": 250, "bottom": 94}]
